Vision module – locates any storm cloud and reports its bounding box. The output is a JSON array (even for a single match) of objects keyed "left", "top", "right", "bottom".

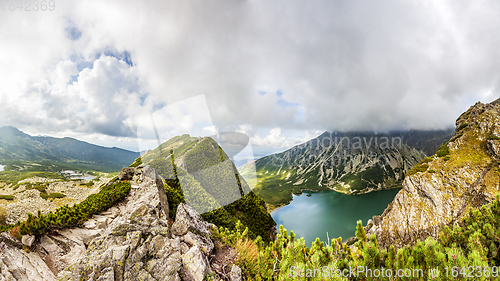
[{"left": 0, "top": 0, "right": 498, "bottom": 151}]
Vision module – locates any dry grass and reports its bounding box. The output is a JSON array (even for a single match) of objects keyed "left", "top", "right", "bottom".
[
  {"left": 0, "top": 206, "right": 6, "bottom": 225},
  {"left": 10, "top": 225, "right": 22, "bottom": 240},
  {"left": 235, "top": 238, "right": 260, "bottom": 275}
]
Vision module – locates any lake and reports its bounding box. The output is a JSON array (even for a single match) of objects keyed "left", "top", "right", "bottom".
[
  {"left": 271, "top": 188, "right": 400, "bottom": 246},
  {"left": 0, "top": 165, "right": 4, "bottom": 172}
]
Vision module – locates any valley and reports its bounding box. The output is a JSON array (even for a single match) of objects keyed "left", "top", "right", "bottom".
[{"left": 241, "top": 129, "right": 453, "bottom": 211}]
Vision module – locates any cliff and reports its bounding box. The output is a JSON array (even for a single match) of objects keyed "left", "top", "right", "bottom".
[
  {"left": 367, "top": 98, "right": 500, "bottom": 249},
  {"left": 0, "top": 166, "right": 244, "bottom": 281}
]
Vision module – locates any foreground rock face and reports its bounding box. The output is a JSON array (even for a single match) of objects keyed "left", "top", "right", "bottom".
[
  {"left": 0, "top": 166, "right": 241, "bottom": 281},
  {"left": 367, "top": 99, "right": 500, "bottom": 249}
]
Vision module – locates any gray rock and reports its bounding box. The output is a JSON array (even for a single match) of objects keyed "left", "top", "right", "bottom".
[
  {"left": 118, "top": 167, "right": 136, "bottom": 181},
  {"left": 369, "top": 99, "right": 500, "bottom": 249},
  {"left": 171, "top": 204, "right": 211, "bottom": 237},
  {"left": 97, "top": 267, "right": 114, "bottom": 281},
  {"left": 143, "top": 167, "right": 169, "bottom": 219},
  {"left": 182, "top": 246, "right": 209, "bottom": 281},
  {"left": 181, "top": 231, "right": 214, "bottom": 255},
  {"left": 230, "top": 264, "right": 243, "bottom": 281},
  {"left": 22, "top": 235, "right": 35, "bottom": 247}
]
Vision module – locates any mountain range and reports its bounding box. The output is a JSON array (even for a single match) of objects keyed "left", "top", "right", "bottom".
[
  {"left": 0, "top": 126, "right": 139, "bottom": 172},
  {"left": 241, "top": 129, "right": 454, "bottom": 210}
]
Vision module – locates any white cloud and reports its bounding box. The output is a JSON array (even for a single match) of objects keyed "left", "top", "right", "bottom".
[{"left": 1, "top": 0, "right": 500, "bottom": 152}]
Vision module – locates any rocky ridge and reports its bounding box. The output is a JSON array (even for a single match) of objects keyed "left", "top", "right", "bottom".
[
  {"left": 367, "top": 99, "right": 500, "bottom": 249},
  {"left": 0, "top": 166, "right": 243, "bottom": 281}
]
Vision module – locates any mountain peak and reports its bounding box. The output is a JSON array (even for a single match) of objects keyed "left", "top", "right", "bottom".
[{"left": 367, "top": 98, "right": 500, "bottom": 249}]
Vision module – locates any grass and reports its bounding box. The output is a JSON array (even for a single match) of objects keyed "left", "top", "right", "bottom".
[
  {"left": 0, "top": 195, "right": 15, "bottom": 200},
  {"left": 0, "top": 207, "right": 6, "bottom": 225},
  {"left": 80, "top": 181, "right": 94, "bottom": 187},
  {"left": 406, "top": 163, "right": 429, "bottom": 177},
  {"left": 436, "top": 144, "right": 450, "bottom": 157},
  {"left": 0, "top": 170, "right": 65, "bottom": 187},
  {"left": 40, "top": 192, "right": 66, "bottom": 200},
  {"left": 457, "top": 123, "right": 468, "bottom": 131}
]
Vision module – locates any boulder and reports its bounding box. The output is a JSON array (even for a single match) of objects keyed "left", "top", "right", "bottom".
[
  {"left": 118, "top": 167, "right": 136, "bottom": 181},
  {"left": 171, "top": 204, "right": 211, "bottom": 237},
  {"left": 22, "top": 235, "right": 35, "bottom": 247},
  {"left": 181, "top": 246, "right": 209, "bottom": 281},
  {"left": 230, "top": 264, "right": 243, "bottom": 281}
]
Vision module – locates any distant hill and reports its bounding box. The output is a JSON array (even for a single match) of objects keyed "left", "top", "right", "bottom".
[
  {"left": 240, "top": 129, "right": 454, "bottom": 210},
  {"left": 136, "top": 134, "right": 277, "bottom": 241},
  {"left": 0, "top": 126, "right": 139, "bottom": 172}
]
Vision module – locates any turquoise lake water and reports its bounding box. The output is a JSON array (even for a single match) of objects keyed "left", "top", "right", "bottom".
[{"left": 271, "top": 188, "right": 400, "bottom": 246}]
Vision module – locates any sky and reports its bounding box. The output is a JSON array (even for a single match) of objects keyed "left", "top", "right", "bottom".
[{"left": 0, "top": 0, "right": 499, "bottom": 159}]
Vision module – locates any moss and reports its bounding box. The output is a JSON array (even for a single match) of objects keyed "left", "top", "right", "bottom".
[
  {"left": 421, "top": 157, "right": 434, "bottom": 164},
  {"left": 407, "top": 163, "right": 429, "bottom": 177},
  {"left": 457, "top": 123, "right": 468, "bottom": 131},
  {"left": 436, "top": 144, "right": 450, "bottom": 157}
]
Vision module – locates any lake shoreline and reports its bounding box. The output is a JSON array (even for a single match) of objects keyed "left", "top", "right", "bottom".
[
  {"left": 266, "top": 186, "right": 402, "bottom": 214},
  {"left": 270, "top": 188, "right": 401, "bottom": 246}
]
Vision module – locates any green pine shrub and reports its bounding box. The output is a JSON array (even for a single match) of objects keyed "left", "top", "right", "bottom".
[
  {"left": 436, "top": 143, "right": 450, "bottom": 157},
  {"left": 407, "top": 163, "right": 429, "bottom": 176},
  {"left": 19, "top": 181, "right": 131, "bottom": 236},
  {"left": 214, "top": 193, "right": 500, "bottom": 280}
]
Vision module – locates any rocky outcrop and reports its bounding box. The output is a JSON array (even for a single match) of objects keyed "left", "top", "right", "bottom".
[
  {"left": 0, "top": 165, "right": 241, "bottom": 281},
  {"left": 367, "top": 99, "right": 500, "bottom": 249}
]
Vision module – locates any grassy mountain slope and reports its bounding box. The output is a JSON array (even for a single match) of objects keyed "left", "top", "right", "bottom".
[
  {"left": 138, "top": 135, "right": 277, "bottom": 241},
  {"left": 0, "top": 126, "right": 139, "bottom": 172},
  {"left": 241, "top": 130, "right": 453, "bottom": 210},
  {"left": 367, "top": 99, "right": 500, "bottom": 249}
]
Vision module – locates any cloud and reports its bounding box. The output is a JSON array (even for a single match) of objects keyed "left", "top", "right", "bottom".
[
  {"left": 0, "top": 55, "right": 146, "bottom": 138},
  {"left": 1, "top": 0, "right": 500, "bottom": 151}
]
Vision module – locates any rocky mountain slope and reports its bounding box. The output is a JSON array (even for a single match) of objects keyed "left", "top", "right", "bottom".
[
  {"left": 0, "top": 166, "right": 245, "bottom": 281},
  {"left": 241, "top": 130, "right": 452, "bottom": 210},
  {"left": 136, "top": 135, "right": 276, "bottom": 242},
  {"left": 367, "top": 99, "right": 500, "bottom": 249},
  {"left": 0, "top": 126, "right": 139, "bottom": 172}
]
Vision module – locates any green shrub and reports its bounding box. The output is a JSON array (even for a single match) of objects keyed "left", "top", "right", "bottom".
[
  {"left": 407, "top": 163, "right": 429, "bottom": 177},
  {"left": 488, "top": 134, "right": 500, "bottom": 140},
  {"left": 436, "top": 144, "right": 450, "bottom": 157},
  {"left": 421, "top": 157, "right": 434, "bottom": 164},
  {"left": 444, "top": 156, "right": 451, "bottom": 161},
  {"left": 80, "top": 181, "right": 94, "bottom": 187},
  {"left": 40, "top": 192, "right": 66, "bottom": 200},
  {"left": 457, "top": 123, "right": 468, "bottom": 131},
  {"left": 129, "top": 157, "right": 143, "bottom": 167},
  {"left": 20, "top": 182, "right": 131, "bottom": 236},
  {"left": 428, "top": 169, "right": 436, "bottom": 173},
  {"left": 0, "top": 195, "right": 15, "bottom": 200}
]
